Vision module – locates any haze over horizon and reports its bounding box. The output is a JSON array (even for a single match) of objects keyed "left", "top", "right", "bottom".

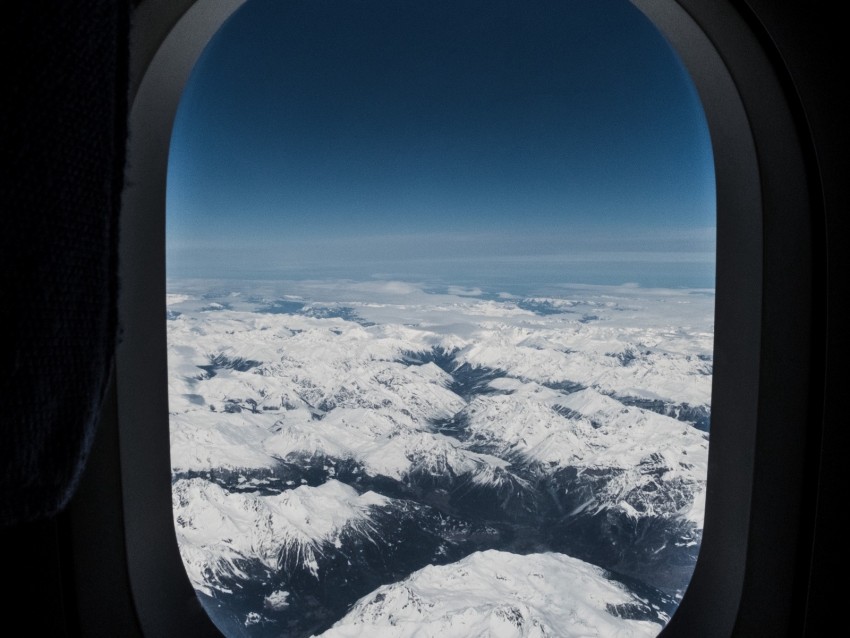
[{"left": 167, "top": 0, "right": 715, "bottom": 290}]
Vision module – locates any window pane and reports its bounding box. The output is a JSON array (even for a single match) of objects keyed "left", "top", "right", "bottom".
[{"left": 167, "top": 1, "right": 714, "bottom": 636}]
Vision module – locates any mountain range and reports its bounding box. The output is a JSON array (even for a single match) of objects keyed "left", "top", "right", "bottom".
[{"left": 167, "top": 281, "right": 713, "bottom": 637}]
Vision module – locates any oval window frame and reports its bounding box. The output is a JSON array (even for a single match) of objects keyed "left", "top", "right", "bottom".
[{"left": 99, "top": 1, "right": 818, "bottom": 635}]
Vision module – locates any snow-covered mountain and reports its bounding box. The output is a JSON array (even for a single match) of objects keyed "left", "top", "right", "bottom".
[
  {"left": 173, "top": 478, "right": 388, "bottom": 593},
  {"left": 166, "top": 280, "right": 712, "bottom": 636},
  {"left": 319, "top": 550, "right": 665, "bottom": 638},
  {"left": 462, "top": 380, "right": 707, "bottom": 523},
  {"left": 173, "top": 474, "right": 535, "bottom": 637}
]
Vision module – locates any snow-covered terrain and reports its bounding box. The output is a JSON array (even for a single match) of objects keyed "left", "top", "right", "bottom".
[
  {"left": 173, "top": 478, "right": 388, "bottom": 594},
  {"left": 167, "top": 279, "right": 712, "bottom": 637},
  {"left": 320, "top": 550, "right": 664, "bottom": 638}
]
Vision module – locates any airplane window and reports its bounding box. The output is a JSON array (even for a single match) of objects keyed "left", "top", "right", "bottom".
[{"left": 165, "top": 0, "right": 715, "bottom": 636}]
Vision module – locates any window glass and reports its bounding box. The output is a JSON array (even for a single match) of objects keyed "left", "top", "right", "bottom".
[{"left": 167, "top": 1, "right": 715, "bottom": 635}]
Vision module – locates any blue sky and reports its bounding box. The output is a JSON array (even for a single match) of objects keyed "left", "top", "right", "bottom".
[{"left": 167, "top": 0, "right": 715, "bottom": 289}]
